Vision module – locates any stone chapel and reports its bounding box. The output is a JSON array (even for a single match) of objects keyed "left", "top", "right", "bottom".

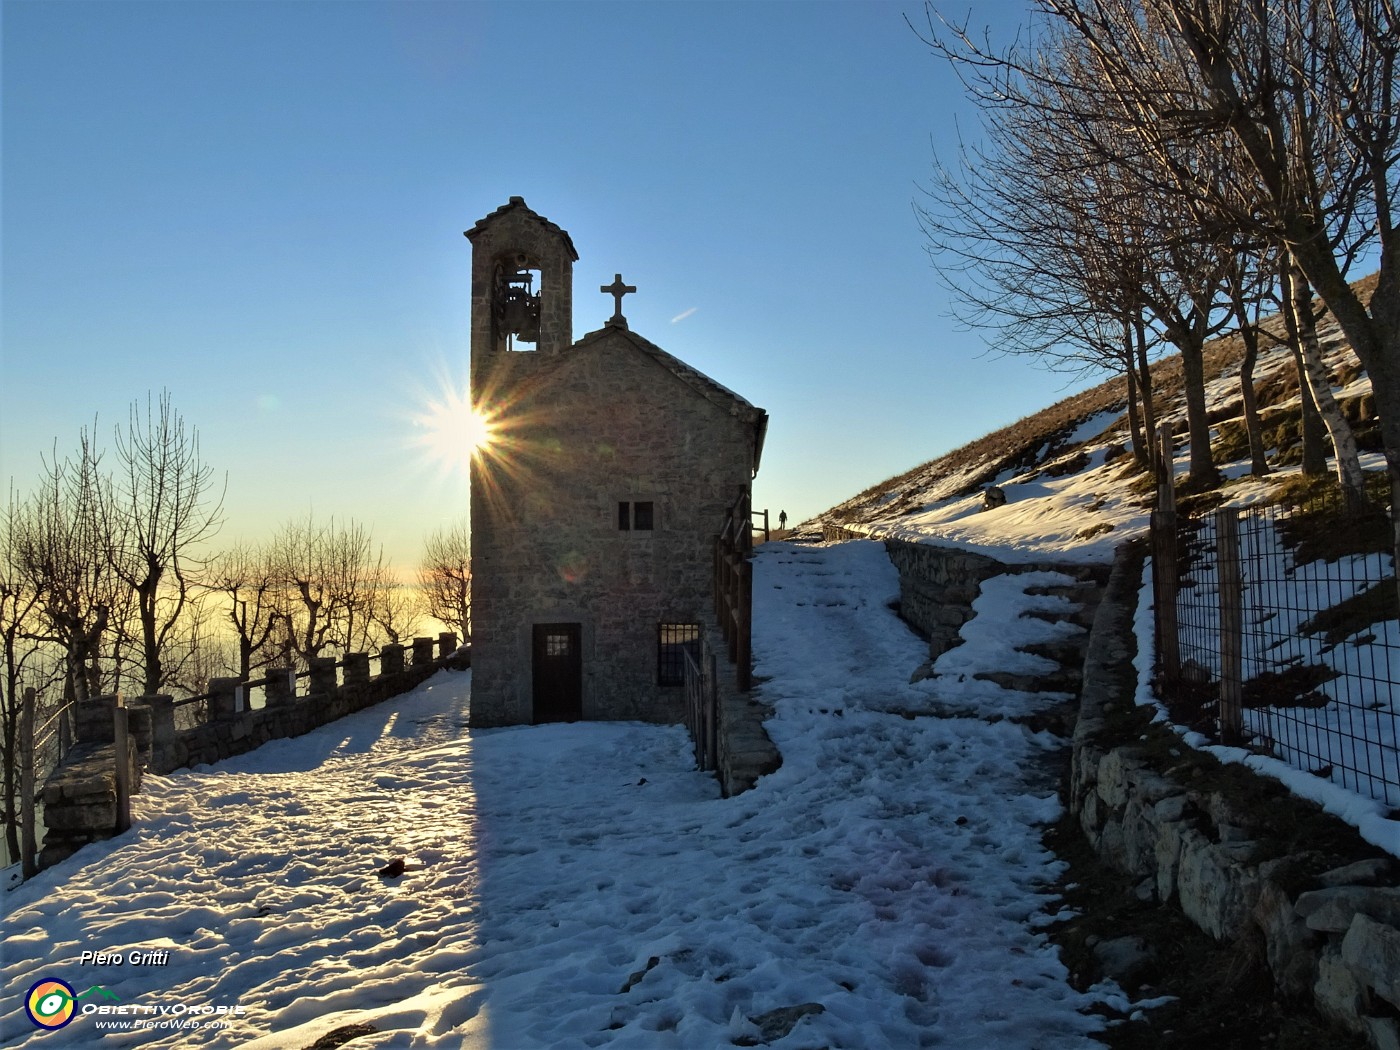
[{"left": 466, "top": 197, "right": 768, "bottom": 727}]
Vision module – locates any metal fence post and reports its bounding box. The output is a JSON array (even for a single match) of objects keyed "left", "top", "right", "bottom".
[
  {"left": 113, "top": 698, "right": 132, "bottom": 834},
  {"left": 1215, "top": 508, "right": 1245, "bottom": 745},
  {"left": 707, "top": 650, "right": 718, "bottom": 772},
  {"left": 1152, "top": 508, "right": 1181, "bottom": 684},
  {"left": 21, "top": 687, "right": 37, "bottom": 879}
]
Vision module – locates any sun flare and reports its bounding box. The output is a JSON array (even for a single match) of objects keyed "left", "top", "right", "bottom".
[{"left": 411, "top": 381, "right": 494, "bottom": 478}]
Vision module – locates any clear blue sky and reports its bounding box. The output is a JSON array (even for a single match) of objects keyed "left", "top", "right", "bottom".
[{"left": 3, "top": 0, "right": 1078, "bottom": 571}]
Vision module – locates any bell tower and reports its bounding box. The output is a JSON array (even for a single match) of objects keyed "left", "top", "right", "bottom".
[{"left": 465, "top": 197, "right": 579, "bottom": 367}]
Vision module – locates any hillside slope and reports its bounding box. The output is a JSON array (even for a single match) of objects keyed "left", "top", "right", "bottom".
[{"left": 813, "top": 275, "right": 1382, "bottom": 565}]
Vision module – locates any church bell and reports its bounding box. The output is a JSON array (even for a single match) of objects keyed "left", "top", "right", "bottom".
[{"left": 496, "top": 267, "right": 542, "bottom": 345}]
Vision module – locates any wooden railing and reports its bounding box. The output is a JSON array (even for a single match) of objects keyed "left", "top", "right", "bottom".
[
  {"left": 714, "top": 490, "right": 753, "bottom": 692},
  {"left": 18, "top": 689, "right": 73, "bottom": 879},
  {"left": 683, "top": 644, "right": 718, "bottom": 772}
]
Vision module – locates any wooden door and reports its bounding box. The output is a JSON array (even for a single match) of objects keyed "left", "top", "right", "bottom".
[{"left": 532, "top": 623, "right": 582, "bottom": 723}]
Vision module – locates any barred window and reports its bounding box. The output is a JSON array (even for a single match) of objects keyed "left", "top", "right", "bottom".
[{"left": 657, "top": 623, "right": 701, "bottom": 686}]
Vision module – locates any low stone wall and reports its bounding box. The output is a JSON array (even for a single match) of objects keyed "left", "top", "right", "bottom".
[
  {"left": 716, "top": 686, "right": 780, "bottom": 797},
  {"left": 39, "top": 648, "right": 470, "bottom": 869},
  {"left": 884, "top": 538, "right": 1106, "bottom": 663},
  {"left": 140, "top": 653, "right": 469, "bottom": 775},
  {"left": 694, "top": 624, "right": 780, "bottom": 798},
  {"left": 39, "top": 740, "right": 142, "bottom": 869},
  {"left": 1073, "top": 544, "right": 1400, "bottom": 1050},
  {"left": 885, "top": 540, "right": 1013, "bottom": 659}
]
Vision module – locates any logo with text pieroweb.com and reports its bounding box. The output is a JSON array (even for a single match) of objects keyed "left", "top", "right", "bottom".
[{"left": 24, "top": 977, "right": 119, "bottom": 1030}]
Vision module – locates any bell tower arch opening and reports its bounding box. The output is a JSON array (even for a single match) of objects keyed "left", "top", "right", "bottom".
[{"left": 493, "top": 256, "right": 544, "bottom": 351}]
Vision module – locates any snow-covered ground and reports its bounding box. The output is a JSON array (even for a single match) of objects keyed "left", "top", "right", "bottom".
[
  {"left": 2, "top": 541, "right": 1124, "bottom": 1048},
  {"left": 820, "top": 312, "right": 1399, "bottom": 853}
]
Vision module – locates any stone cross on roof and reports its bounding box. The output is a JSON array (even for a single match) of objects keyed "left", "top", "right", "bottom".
[{"left": 601, "top": 273, "right": 637, "bottom": 327}]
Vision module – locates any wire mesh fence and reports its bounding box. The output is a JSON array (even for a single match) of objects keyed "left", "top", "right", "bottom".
[{"left": 1154, "top": 491, "right": 1399, "bottom": 806}]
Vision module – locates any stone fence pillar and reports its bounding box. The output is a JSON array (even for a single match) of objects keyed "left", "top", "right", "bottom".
[
  {"left": 308, "top": 657, "right": 338, "bottom": 698},
  {"left": 265, "top": 667, "right": 296, "bottom": 707},
  {"left": 343, "top": 652, "right": 370, "bottom": 686},
  {"left": 142, "top": 694, "right": 177, "bottom": 774},
  {"left": 411, "top": 637, "right": 436, "bottom": 668},
  {"left": 125, "top": 701, "right": 154, "bottom": 762},
  {"left": 74, "top": 695, "right": 120, "bottom": 744},
  {"left": 207, "top": 678, "right": 244, "bottom": 720},
  {"left": 437, "top": 632, "right": 458, "bottom": 658},
  {"left": 379, "top": 644, "right": 405, "bottom": 677}
]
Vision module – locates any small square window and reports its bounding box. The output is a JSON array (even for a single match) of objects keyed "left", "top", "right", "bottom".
[
  {"left": 545, "top": 633, "right": 571, "bottom": 657},
  {"left": 617, "top": 501, "right": 656, "bottom": 531}
]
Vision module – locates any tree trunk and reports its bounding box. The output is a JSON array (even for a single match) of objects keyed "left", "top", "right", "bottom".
[
  {"left": 139, "top": 580, "right": 163, "bottom": 697},
  {"left": 1227, "top": 283, "right": 1270, "bottom": 477},
  {"left": 1285, "top": 263, "right": 1368, "bottom": 508},
  {"left": 1135, "top": 316, "right": 1157, "bottom": 453},
  {"left": 1174, "top": 318, "right": 1219, "bottom": 491},
  {"left": 1279, "top": 263, "right": 1329, "bottom": 475},
  {"left": 3, "top": 651, "right": 20, "bottom": 861},
  {"left": 3, "top": 715, "right": 17, "bottom": 862},
  {"left": 1125, "top": 326, "right": 1146, "bottom": 464}
]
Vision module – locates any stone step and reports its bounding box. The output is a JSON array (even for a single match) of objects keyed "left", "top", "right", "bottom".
[
  {"left": 1024, "top": 605, "right": 1099, "bottom": 631},
  {"left": 1020, "top": 640, "right": 1091, "bottom": 666},
  {"left": 974, "top": 668, "right": 1082, "bottom": 694}
]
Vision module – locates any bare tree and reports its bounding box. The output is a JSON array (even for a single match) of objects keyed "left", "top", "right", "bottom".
[
  {"left": 368, "top": 568, "right": 425, "bottom": 647},
  {"left": 270, "top": 515, "right": 383, "bottom": 664},
  {"left": 1277, "top": 258, "right": 1332, "bottom": 475},
  {"left": 913, "top": 6, "right": 1236, "bottom": 486},
  {"left": 1222, "top": 247, "right": 1279, "bottom": 477},
  {"left": 204, "top": 542, "right": 282, "bottom": 681},
  {"left": 0, "top": 488, "right": 52, "bottom": 861},
  {"left": 15, "top": 433, "right": 123, "bottom": 704},
  {"left": 420, "top": 524, "right": 471, "bottom": 643},
  {"left": 1038, "top": 0, "right": 1399, "bottom": 577},
  {"left": 107, "top": 391, "right": 225, "bottom": 696},
  {"left": 1282, "top": 261, "right": 1369, "bottom": 503}
]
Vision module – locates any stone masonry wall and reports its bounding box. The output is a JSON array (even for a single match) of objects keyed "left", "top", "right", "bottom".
[
  {"left": 471, "top": 326, "right": 758, "bottom": 727},
  {"left": 1073, "top": 544, "right": 1400, "bottom": 1050},
  {"left": 884, "top": 538, "right": 1106, "bottom": 664},
  {"left": 884, "top": 540, "right": 1012, "bottom": 659},
  {"left": 39, "top": 649, "right": 470, "bottom": 869},
  {"left": 705, "top": 620, "right": 781, "bottom": 797}
]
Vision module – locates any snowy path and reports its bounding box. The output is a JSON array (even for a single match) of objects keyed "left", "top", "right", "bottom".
[{"left": 3, "top": 540, "right": 1108, "bottom": 1048}]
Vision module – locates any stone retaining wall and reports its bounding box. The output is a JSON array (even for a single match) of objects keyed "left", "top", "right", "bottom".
[
  {"left": 716, "top": 686, "right": 780, "bottom": 798},
  {"left": 883, "top": 538, "right": 1106, "bottom": 663},
  {"left": 884, "top": 540, "right": 1014, "bottom": 659},
  {"left": 1073, "top": 544, "right": 1400, "bottom": 1049},
  {"left": 695, "top": 623, "right": 780, "bottom": 798},
  {"left": 39, "top": 649, "right": 470, "bottom": 869}
]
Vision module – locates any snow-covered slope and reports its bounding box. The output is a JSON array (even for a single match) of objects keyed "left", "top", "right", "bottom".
[{"left": 814, "top": 279, "right": 1381, "bottom": 565}]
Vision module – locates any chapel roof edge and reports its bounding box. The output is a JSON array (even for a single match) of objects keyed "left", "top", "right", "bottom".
[{"left": 571, "top": 323, "right": 766, "bottom": 431}]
